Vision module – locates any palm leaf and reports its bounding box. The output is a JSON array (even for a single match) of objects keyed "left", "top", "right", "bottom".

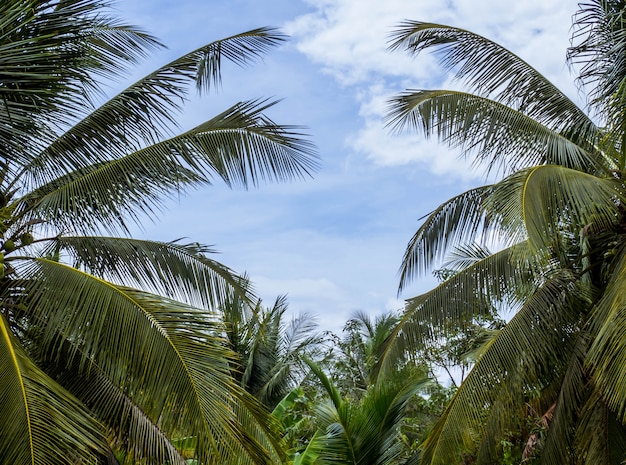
[
  {"left": 21, "top": 27, "right": 288, "bottom": 186},
  {"left": 587, "top": 246, "right": 626, "bottom": 422},
  {"left": 51, "top": 235, "right": 248, "bottom": 309},
  {"left": 398, "top": 184, "right": 493, "bottom": 289},
  {"left": 19, "top": 99, "right": 318, "bottom": 234},
  {"left": 35, "top": 339, "right": 189, "bottom": 465},
  {"left": 0, "top": 0, "right": 159, "bottom": 155},
  {"left": 388, "top": 21, "right": 597, "bottom": 143},
  {"left": 568, "top": 0, "right": 626, "bottom": 118},
  {"left": 16, "top": 258, "right": 280, "bottom": 465},
  {"left": 387, "top": 90, "right": 601, "bottom": 175},
  {"left": 491, "top": 165, "right": 621, "bottom": 252},
  {"left": 0, "top": 313, "right": 107, "bottom": 464},
  {"left": 420, "top": 270, "right": 584, "bottom": 464}
]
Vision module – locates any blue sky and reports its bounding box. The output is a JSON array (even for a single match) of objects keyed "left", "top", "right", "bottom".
[{"left": 111, "top": 0, "right": 582, "bottom": 333}]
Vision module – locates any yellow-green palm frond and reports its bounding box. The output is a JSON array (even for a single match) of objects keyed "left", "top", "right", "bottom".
[
  {"left": 0, "top": 313, "right": 107, "bottom": 465},
  {"left": 490, "top": 165, "right": 621, "bottom": 252},
  {"left": 15, "top": 258, "right": 280, "bottom": 464},
  {"left": 420, "top": 269, "right": 584, "bottom": 464}
]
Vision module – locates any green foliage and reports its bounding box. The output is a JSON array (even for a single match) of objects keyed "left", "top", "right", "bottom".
[
  {"left": 0, "top": 1, "right": 317, "bottom": 463},
  {"left": 385, "top": 1, "right": 626, "bottom": 463},
  {"left": 220, "top": 278, "right": 324, "bottom": 409}
]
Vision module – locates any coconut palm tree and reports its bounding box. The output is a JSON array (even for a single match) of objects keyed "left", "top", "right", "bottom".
[
  {"left": 383, "top": 1, "right": 626, "bottom": 463},
  {"left": 329, "top": 310, "right": 404, "bottom": 398},
  {"left": 299, "top": 359, "right": 428, "bottom": 465},
  {"left": 0, "top": 1, "right": 317, "bottom": 464},
  {"left": 220, "top": 278, "right": 323, "bottom": 409}
]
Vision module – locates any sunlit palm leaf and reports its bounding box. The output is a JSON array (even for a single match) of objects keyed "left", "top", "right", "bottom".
[
  {"left": 0, "top": 314, "right": 106, "bottom": 465},
  {"left": 420, "top": 270, "right": 583, "bottom": 464},
  {"left": 16, "top": 258, "right": 279, "bottom": 465},
  {"left": 491, "top": 165, "right": 621, "bottom": 251}
]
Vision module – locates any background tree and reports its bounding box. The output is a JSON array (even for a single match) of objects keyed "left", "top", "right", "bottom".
[
  {"left": 383, "top": 1, "right": 626, "bottom": 463},
  {"left": 0, "top": 1, "right": 317, "bottom": 464},
  {"left": 298, "top": 359, "right": 428, "bottom": 465},
  {"left": 220, "top": 277, "right": 324, "bottom": 409}
]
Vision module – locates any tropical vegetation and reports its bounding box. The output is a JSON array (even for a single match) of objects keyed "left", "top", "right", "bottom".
[
  {"left": 0, "top": 0, "right": 317, "bottom": 463},
  {"left": 384, "top": 0, "right": 626, "bottom": 463},
  {"left": 219, "top": 278, "right": 323, "bottom": 409}
]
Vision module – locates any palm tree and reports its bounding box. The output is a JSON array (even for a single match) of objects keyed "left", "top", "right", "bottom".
[
  {"left": 0, "top": 1, "right": 317, "bottom": 464},
  {"left": 329, "top": 310, "right": 404, "bottom": 398},
  {"left": 220, "top": 278, "right": 323, "bottom": 409},
  {"left": 383, "top": 1, "right": 626, "bottom": 463},
  {"left": 299, "top": 359, "right": 428, "bottom": 465}
]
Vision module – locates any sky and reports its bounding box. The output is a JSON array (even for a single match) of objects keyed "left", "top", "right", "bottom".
[{"left": 110, "top": 0, "right": 584, "bottom": 334}]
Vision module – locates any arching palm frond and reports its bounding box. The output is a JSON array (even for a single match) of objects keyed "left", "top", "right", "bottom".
[
  {"left": 13, "top": 258, "right": 281, "bottom": 465},
  {"left": 21, "top": 27, "right": 288, "bottom": 186},
  {"left": 489, "top": 165, "right": 622, "bottom": 252},
  {"left": 387, "top": 90, "right": 601, "bottom": 175},
  {"left": 51, "top": 236, "right": 248, "bottom": 309},
  {"left": 399, "top": 185, "right": 494, "bottom": 290},
  {"left": 0, "top": 314, "right": 107, "bottom": 464},
  {"left": 420, "top": 269, "right": 584, "bottom": 464},
  {"left": 19, "top": 99, "right": 317, "bottom": 235},
  {"left": 0, "top": 0, "right": 159, "bottom": 140},
  {"left": 388, "top": 21, "right": 596, "bottom": 139}
]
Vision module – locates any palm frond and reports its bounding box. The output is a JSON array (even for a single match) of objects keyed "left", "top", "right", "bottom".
[
  {"left": 51, "top": 235, "right": 248, "bottom": 309},
  {"left": 35, "top": 339, "right": 189, "bottom": 465},
  {"left": 420, "top": 270, "right": 584, "bottom": 464},
  {"left": 539, "top": 334, "right": 587, "bottom": 465},
  {"left": 587, "top": 246, "right": 626, "bottom": 422},
  {"left": 398, "top": 184, "right": 493, "bottom": 290},
  {"left": 491, "top": 165, "right": 621, "bottom": 252},
  {"left": 569, "top": 0, "right": 626, "bottom": 118},
  {"left": 0, "top": 0, "right": 159, "bottom": 154},
  {"left": 21, "top": 27, "right": 288, "bottom": 186},
  {"left": 574, "top": 389, "right": 626, "bottom": 465},
  {"left": 388, "top": 21, "right": 596, "bottom": 142},
  {"left": 386, "top": 90, "right": 601, "bottom": 175},
  {"left": 20, "top": 99, "right": 318, "bottom": 234},
  {"left": 0, "top": 313, "right": 106, "bottom": 464},
  {"left": 16, "top": 258, "right": 280, "bottom": 465}
]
